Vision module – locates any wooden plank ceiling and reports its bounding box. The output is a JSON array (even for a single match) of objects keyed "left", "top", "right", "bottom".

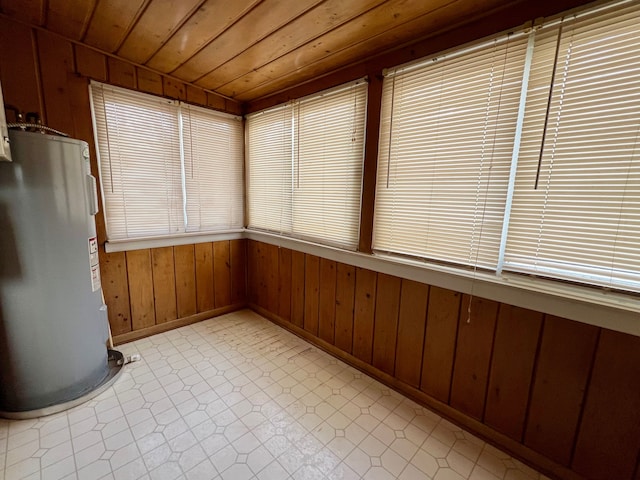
[{"left": 1, "top": 0, "right": 527, "bottom": 102}]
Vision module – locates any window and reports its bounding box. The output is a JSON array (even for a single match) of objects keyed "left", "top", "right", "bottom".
[
  {"left": 90, "top": 82, "right": 244, "bottom": 241},
  {"left": 245, "top": 80, "right": 367, "bottom": 249},
  {"left": 373, "top": 0, "right": 640, "bottom": 293}
]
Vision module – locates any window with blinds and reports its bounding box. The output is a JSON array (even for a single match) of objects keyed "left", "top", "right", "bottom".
[
  {"left": 90, "top": 82, "right": 244, "bottom": 241},
  {"left": 246, "top": 80, "right": 367, "bottom": 249},
  {"left": 373, "top": 0, "right": 640, "bottom": 294}
]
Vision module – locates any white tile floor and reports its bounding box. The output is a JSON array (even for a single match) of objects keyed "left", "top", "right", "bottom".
[{"left": 0, "top": 309, "right": 551, "bottom": 480}]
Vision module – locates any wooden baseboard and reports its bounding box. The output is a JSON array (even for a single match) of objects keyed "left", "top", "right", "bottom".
[
  {"left": 249, "top": 303, "right": 585, "bottom": 480},
  {"left": 113, "top": 303, "right": 245, "bottom": 345}
]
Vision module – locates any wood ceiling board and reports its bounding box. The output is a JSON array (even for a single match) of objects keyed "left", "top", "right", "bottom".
[
  {"left": 226, "top": 0, "right": 517, "bottom": 101},
  {"left": 46, "top": 0, "right": 97, "bottom": 39},
  {"left": 144, "top": 0, "right": 260, "bottom": 73},
  {"left": 117, "top": 0, "right": 204, "bottom": 64},
  {"left": 195, "top": 0, "right": 388, "bottom": 91},
  {"left": 0, "top": 0, "right": 44, "bottom": 25},
  {"left": 172, "top": 0, "right": 325, "bottom": 83},
  {"left": 82, "top": 0, "right": 149, "bottom": 52}
]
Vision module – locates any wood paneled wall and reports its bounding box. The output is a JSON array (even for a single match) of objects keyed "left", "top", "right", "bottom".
[
  {"left": 0, "top": 17, "right": 246, "bottom": 342},
  {"left": 247, "top": 240, "right": 640, "bottom": 480}
]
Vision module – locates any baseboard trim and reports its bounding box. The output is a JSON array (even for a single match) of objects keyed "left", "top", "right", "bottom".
[
  {"left": 249, "top": 303, "right": 585, "bottom": 480},
  {"left": 113, "top": 303, "right": 245, "bottom": 345}
]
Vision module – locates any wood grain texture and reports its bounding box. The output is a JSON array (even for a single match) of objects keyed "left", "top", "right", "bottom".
[
  {"left": 247, "top": 240, "right": 259, "bottom": 305},
  {"left": 524, "top": 316, "right": 599, "bottom": 466},
  {"left": 174, "top": 244, "right": 197, "bottom": 318},
  {"left": 256, "top": 242, "right": 267, "bottom": 309},
  {"left": 214, "top": 240, "right": 232, "bottom": 308},
  {"left": 126, "top": 249, "right": 155, "bottom": 330},
  {"left": 572, "top": 330, "right": 640, "bottom": 480},
  {"left": 318, "top": 258, "right": 337, "bottom": 344},
  {"left": 395, "top": 279, "right": 429, "bottom": 388},
  {"left": 0, "top": 0, "right": 44, "bottom": 25},
  {"left": 75, "top": 45, "right": 107, "bottom": 80},
  {"left": 352, "top": 267, "right": 377, "bottom": 364},
  {"left": 46, "top": 0, "right": 96, "bottom": 40},
  {"left": 83, "top": 0, "right": 147, "bottom": 52},
  {"left": 421, "top": 286, "right": 461, "bottom": 403},
  {"left": 450, "top": 295, "right": 500, "bottom": 420},
  {"left": 278, "top": 248, "right": 292, "bottom": 321},
  {"left": 108, "top": 57, "right": 136, "bottom": 88},
  {"left": 264, "top": 243, "right": 279, "bottom": 313},
  {"left": 484, "top": 305, "right": 543, "bottom": 441},
  {"left": 194, "top": 242, "right": 214, "bottom": 312},
  {"left": 291, "top": 250, "right": 306, "bottom": 328},
  {"left": 334, "top": 263, "right": 356, "bottom": 354},
  {"left": 303, "top": 254, "right": 320, "bottom": 335},
  {"left": 230, "top": 239, "right": 246, "bottom": 305},
  {"left": 163, "top": 77, "right": 186, "bottom": 100},
  {"left": 186, "top": 85, "right": 208, "bottom": 106},
  {"left": 150, "top": 247, "right": 177, "bottom": 323},
  {"left": 136, "top": 68, "right": 164, "bottom": 95},
  {"left": 372, "top": 273, "right": 402, "bottom": 375},
  {"left": 99, "top": 251, "right": 131, "bottom": 335}
]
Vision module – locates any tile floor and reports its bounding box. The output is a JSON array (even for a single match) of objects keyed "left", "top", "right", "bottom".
[{"left": 0, "top": 309, "right": 550, "bottom": 480}]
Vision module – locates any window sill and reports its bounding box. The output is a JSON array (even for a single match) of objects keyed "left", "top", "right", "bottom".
[
  {"left": 245, "top": 230, "right": 640, "bottom": 337},
  {"left": 104, "top": 230, "right": 245, "bottom": 253}
]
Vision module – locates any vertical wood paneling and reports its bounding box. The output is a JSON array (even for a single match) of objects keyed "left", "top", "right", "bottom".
[
  {"left": 108, "top": 57, "right": 136, "bottom": 88},
  {"left": 214, "top": 241, "right": 232, "bottom": 308},
  {"left": 334, "top": 263, "right": 356, "bottom": 354},
  {"left": 75, "top": 45, "right": 107, "bottom": 80},
  {"left": 484, "top": 305, "right": 543, "bottom": 441},
  {"left": 395, "top": 280, "right": 429, "bottom": 388},
  {"left": 0, "top": 18, "right": 42, "bottom": 120},
  {"left": 195, "top": 242, "right": 215, "bottom": 312},
  {"left": 304, "top": 254, "right": 320, "bottom": 336},
  {"left": 352, "top": 268, "right": 377, "bottom": 363},
  {"left": 247, "top": 240, "right": 259, "bottom": 305},
  {"left": 265, "top": 243, "right": 279, "bottom": 313},
  {"left": 572, "top": 330, "right": 640, "bottom": 480},
  {"left": 421, "top": 286, "right": 461, "bottom": 403},
  {"left": 99, "top": 251, "right": 131, "bottom": 336},
  {"left": 291, "top": 250, "right": 306, "bottom": 328},
  {"left": 163, "top": 77, "right": 186, "bottom": 100},
  {"left": 186, "top": 85, "right": 208, "bottom": 106},
  {"left": 174, "top": 244, "right": 197, "bottom": 318},
  {"left": 318, "top": 258, "right": 337, "bottom": 344},
  {"left": 36, "top": 30, "right": 75, "bottom": 133},
  {"left": 257, "top": 242, "right": 268, "bottom": 309},
  {"left": 137, "top": 68, "right": 164, "bottom": 95},
  {"left": 126, "top": 249, "right": 155, "bottom": 330},
  {"left": 151, "top": 247, "right": 177, "bottom": 323},
  {"left": 278, "top": 248, "right": 292, "bottom": 321},
  {"left": 450, "top": 296, "right": 499, "bottom": 420},
  {"left": 372, "top": 273, "right": 402, "bottom": 375},
  {"left": 230, "top": 239, "right": 246, "bottom": 304},
  {"left": 524, "top": 316, "right": 599, "bottom": 466}
]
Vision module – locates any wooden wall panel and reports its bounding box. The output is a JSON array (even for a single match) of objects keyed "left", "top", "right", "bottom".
[
  {"left": 247, "top": 240, "right": 259, "bottom": 305},
  {"left": 304, "top": 254, "right": 320, "bottom": 336},
  {"left": 137, "top": 68, "right": 164, "bottom": 95},
  {"left": 318, "top": 259, "right": 337, "bottom": 344},
  {"left": 126, "top": 249, "right": 155, "bottom": 330},
  {"left": 108, "top": 57, "right": 136, "bottom": 88},
  {"left": 395, "top": 280, "right": 429, "bottom": 388},
  {"left": 352, "top": 267, "right": 377, "bottom": 363},
  {"left": 278, "top": 248, "right": 292, "bottom": 321},
  {"left": 230, "top": 239, "right": 246, "bottom": 305},
  {"left": 372, "top": 273, "right": 402, "bottom": 375},
  {"left": 484, "top": 305, "right": 543, "bottom": 441},
  {"left": 257, "top": 242, "right": 268, "bottom": 309},
  {"left": 334, "top": 263, "right": 356, "bottom": 354},
  {"left": 214, "top": 241, "right": 232, "bottom": 308},
  {"left": 163, "top": 77, "right": 186, "bottom": 100},
  {"left": 291, "top": 250, "right": 306, "bottom": 328},
  {"left": 421, "top": 286, "right": 461, "bottom": 403},
  {"left": 75, "top": 45, "right": 108, "bottom": 81},
  {"left": 265, "top": 243, "right": 279, "bottom": 313},
  {"left": 524, "top": 316, "right": 599, "bottom": 466},
  {"left": 450, "top": 296, "right": 499, "bottom": 420},
  {"left": 99, "top": 251, "right": 131, "bottom": 336},
  {"left": 195, "top": 242, "right": 215, "bottom": 312},
  {"left": 572, "top": 330, "right": 640, "bottom": 480},
  {"left": 174, "top": 245, "right": 197, "bottom": 318},
  {"left": 151, "top": 247, "right": 177, "bottom": 323}
]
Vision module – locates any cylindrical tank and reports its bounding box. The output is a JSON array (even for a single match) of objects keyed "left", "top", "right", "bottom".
[{"left": 0, "top": 130, "right": 109, "bottom": 413}]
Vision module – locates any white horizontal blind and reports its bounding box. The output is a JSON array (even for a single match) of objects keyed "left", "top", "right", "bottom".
[
  {"left": 292, "top": 82, "right": 367, "bottom": 248},
  {"left": 373, "top": 34, "right": 529, "bottom": 269},
  {"left": 504, "top": 2, "right": 640, "bottom": 292},
  {"left": 246, "top": 104, "right": 293, "bottom": 234},
  {"left": 246, "top": 80, "right": 367, "bottom": 249},
  {"left": 182, "top": 104, "right": 244, "bottom": 232},
  {"left": 91, "top": 83, "right": 183, "bottom": 240}
]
